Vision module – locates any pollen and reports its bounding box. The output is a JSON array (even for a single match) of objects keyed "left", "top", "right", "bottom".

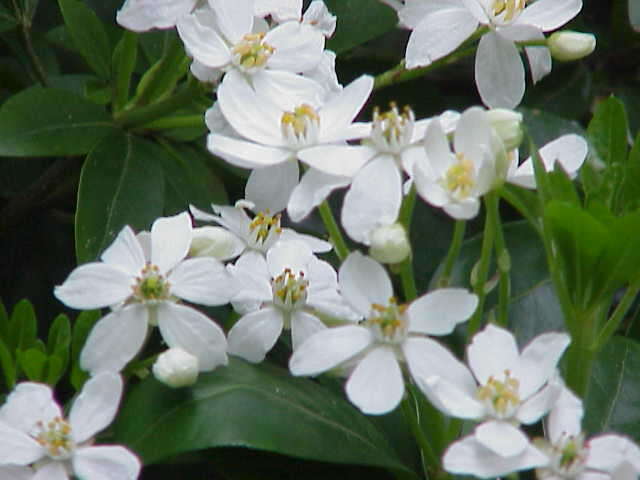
[
  {"left": 249, "top": 210, "right": 282, "bottom": 246},
  {"left": 371, "top": 103, "right": 415, "bottom": 152},
  {"left": 476, "top": 370, "right": 521, "bottom": 418},
  {"left": 367, "top": 297, "right": 408, "bottom": 343},
  {"left": 232, "top": 32, "right": 274, "bottom": 70},
  {"left": 271, "top": 268, "right": 309, "bottom": 310},
  {"left": 491, "top": 0, "right": 526, "bottom": 22},
  {"left": 34, "top": 416, "right": 75, "bottom": 460},
  {"left": 132, "top": 263, "right": 171, "bottom": 303},
  {"left": 281, "top": 104, "right": 320, "bottom": 144},
  {"left": 444, "top": 153, "right": 475, "bottom": 199}
]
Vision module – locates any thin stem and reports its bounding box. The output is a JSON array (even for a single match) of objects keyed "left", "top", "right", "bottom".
[
  {"left": 436, "top": 220, "right": 466, "bottom": 287},
  {"left": 140, "top": 114, "right": 205, "bottom": 131},
  {"left": 400, "top": 396, "right": 440, "bottom": 479},
  {"left": 318, "top": 201, "right": 349, "bottom": 261},
  {"left": 467, "top": 193, "right": 497, "bottom": 339},
  {"left": 489, "top": 194, "right": 510, "bottom": 327},
  {"left": 399, "top": 183, "right": 417, "bottom": 229},
  {"left": 594, "top": 280, "right": 640, "bottom": 351},
  {"left": 400, "top": 257, "right": 418, "bottom": 302}
]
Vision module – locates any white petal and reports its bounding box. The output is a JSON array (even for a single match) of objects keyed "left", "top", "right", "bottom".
[
  {"left": 177, "top": 12, "right": 230, "bottom": 68},
  {"left": 338, "top": 251, "right": 393, "bottom": 316},
  {"left": 100, "top": 226, "right": 146, "bottom": 276},
  {"left": 587, "top": 435, "right": 640, "bottom": 472},
  {"left": 80, "top": 306, "right": 149, "bottom": 375},
  {"left": 289, "top": 325, "right": 372, "bottom": 375},
  {"left": 546, "top": 385, "right": 583, "bottom": 443},
  {"left": 0, "top": 422, "right": 43, "bottom": 464},
  {"left": 208, "top": 133, "right": 292, "bottom": 169},
  {"left": 444, "top": 435, "right": 548, "bottom": 478},
  {"left": 280, "top": 229, "right": 333, "bottom": 253},
  {"left": 252, "top": 69, "right": 325, "bottom": 112},
  {"left": 33, "top": 461, "right": 67, "bottom": 480},
  {"left": 299, "top": 144, "right": 376, "bottom": 177},
  {"left": 475, "top": 31, "right": 525, "bottom": 108},
  {"left": 443, "top": 198, "right": 481, "bottom": 220},
  {"left": 346, "top": 346, "right": 404, "bottom": 415},
  {"left": 398, "top": 0, "right": 463, "bottom": 29},
  {"left": 475, "top": 420, "right": 529, "bottom": 457},
  {"left": 291, "top": 310, "right": 326, "bottom": 350},
  {"left": 418, "top": 376, "right": 485, "bottom": 419},
  {"left": 405, "top": 6, "right": 478, "bottom": 68},
  {"left": 254, "top": 0, "right": 302, "bottom": 22},
  {"left": 0, "top": 383, "right": 60, "bottom": 432},
  {"left": 318, "top": 75, "right": 374, "bottom": 143},
  {"left": 516, "top": 332, "right": 570, "bottom": 398},
  {"left": 407, "top": 288, "right": 477, "bottom": 335},
  {"left": 267, "top": 22, "right": 324, "bottom": 72},
  {"left": 287, "top": 168, "right": 350, "bottom": 222},
  {"left": 467, "top": 324, "right": 519, "bottom": 385},
  {"left": 454, "top": 106, "right": 492, "bottom": 159},
  {"left": 518, "top": 0, "right": 582, "bottom": 31},
  {"left": 422, "top": 118, "right": 454, "bottom": 177},
  {"left": 70, "top": 372, "right": 122, "bottom": 443},
  {"left": 517, "top": 381, "right": 561, "bottom": 424},
  {"left": 341, "top": 155, "right": 402, "bottom": 244},
  {"left": 0, "top": 465, "right": 35, "bottom": 480},
  {"left": 245, "top": 161, "right": 299, "bottom": 213},
  {"left": 227, "top": 307, "right": 283, "bottom": 363},
  {"left": 169, "top": 257, "right": 231, "bottom": 306},
  {"left": 54, "top": 263, "right": 132, "bottom": 310},
  {"left": 151, "top": 212, "right": 192, "bottom": 274},
  {"left": 73, "top": 445, "right": 141, "bottom": 480},
  {"left": 157, "top": 303, "right": 228, "bottom": 371},
  {"left": 117, "top": 0, "right": 197, "bottom": 32},
  {"left": 211, "top": 0, "right": 253, "bottom": 44},
  {"left": 267, "top": 240, "right": 313, "bottom": 277}
]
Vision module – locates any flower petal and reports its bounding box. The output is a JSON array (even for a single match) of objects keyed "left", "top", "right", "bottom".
[
  {"left": 267, "top": 240, "right": 313, "bottom": 277},
  {"left": 287, "top": 167, "right": 350, "bottom": 222},
  {"left": 475, "top": 31, "right": 525, "bottom": 108},
  {"left": 73, "top": 445, "right": 141, "bottom": 480},
  {"left": 346, "top": 346, "right": 404, "bottom": 415},
  {"left": 252, "top": 69, "right": 325, "bottom": 112},
  {"left": 467, "top": 324, "right": 519, "bottom": 385},
  {"left": 475, "top": 420, "right": 529, "bottom": 457},
  {"left": 227, "top": 307, "right": 283, "bottom": 363},
  {"left": 80, "top": 305, "right": 149, "bottom": 375},
  {"left": 318, "top": 75, "right": 373, "bottom": 143},
  {"left": 157, "top": 303, "right": 228, "bottom": 371},
  {"left": 210, "top": 0, "right": 253, "bottom": 44},
  {"left": 33, "top": 461, "right": 67, "bottom": 480},
  {"left": 298, "top": 144, "right": 376, "bottom": 177},
  {"left": 338, "top": 251, "right": 393, "bottom": 316},
  {"left": 291, "top": 310, "right": 326, "bottom": 350},
  {"left": 418, "top": 376, "right": 485, "bottom": 419},
  {"left": 517, "top": 0, "right": 582, "bottom": 31},
  {"left": 169, "top": 257, "right": 232, "bottom": 306},
  {"left": 70, "top": 372, "right": 122, "bottom": 443},
  {"left": 0, "top": 465, "right": 35, "bottom": 480},
  {"left": 289, "top": 325, "right": 372, "bottom": 375},
  {"left": 245, "top": 161, "right": 299, "bottom": 213},
  {"left": 407, "top": 288, "right": 477, "bottom": 335},
  {"left": 208, "top": 133, "right": 293, "bottom": 169},
  {"left": 151, "top": 212, "right": 192, "bottom": 274},
  {"left": 0, "top": 383, "right": 60, "bottom": 432},
  {"left": 266, "top": 22, "right": 324, "bottom": 73},
  {"left": 517, "top": 381, "right": 561, "bottom": 425},
  {"left": 100, "top": 225, "right": 146, "bottom": 276},
  {"left": 0, "top": 422, "right": 43, "bottom": 464},
  {"left": 177, "top": 10, "right": 230, "bottom": 68},
  {"left": 54, "top": 263, "right": 132, "bottom": 310},
  {"left": 515, "top": 331, "right": 570, "bottom": 398},
  {"left": 587, "top": 435, "right": 640, "bottom": 472},
  {"left": 546, "top": 385, "right": 583, "bottom": 443}
]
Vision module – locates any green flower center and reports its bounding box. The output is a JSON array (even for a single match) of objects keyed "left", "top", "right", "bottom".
[
  {"left": 232, "top": 32, "right": 275, "bottom": 70},
  {"left": 132, "top": 263, "right": 171, "bottom": 303},
  {"left": 34, "top": 417, "right": 75, "bottom": 460},
  {"left": 476, "top": 370, "right": 521, "bottom": 418},
  {"left": 366, "top": 297, "right": 408, "bottom": 343},
  {"left": 444, "top": 153, "right": 475, "bottom": 199},
  {"left": 271, "top": 268, "right": 309, "bottom": 310}
]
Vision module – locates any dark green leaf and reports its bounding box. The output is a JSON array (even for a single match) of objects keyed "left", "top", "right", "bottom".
[
  {"left": 587, "top": 96, "right": 628, "bottom": 167},
  {"left": 0, "top": 301, "right": 8, "bottom": 341},
  {"left": 0, "top": 5, "right": 17, "bottom": 33},
  {"left": 325, "top": 0, "right": 398, "bottom": 54},
  {"left": 17, "top": 347, "right": 47, "bottom": 381},
  {"left": 8, "top": 299, "right": 37, "bottom": 352},
  {"left": 70, "top": 310, "right": 100, "bottom": 391},
  {"left": 0, "top": 87, "right": 114, "bottom": 157},
  {"left": 114, "top": 358, "right": 414, "bottom": 475},
  {"left": 58, "top": 0, "right": 112, "bottom": 79},
  {"left": 584, "top": 336, "right": 640, "bottom": 442},
  {"left": 45, "top": 354, "right": 65, "bottom": 385},
  {"left": 112, "top": 30, "right": 138, "bottom": 111},
  {"left": 615, "top": 133, "right": 640, "bottom": 212},
  {"left": 75, "top": 131, "right": 164, "bottom": 263},
  {"left": 47, "top": 314, "right": 71, "bottom": 355},
  {"left": 0, "top": 338, "right": 15, "bottom": 389}
]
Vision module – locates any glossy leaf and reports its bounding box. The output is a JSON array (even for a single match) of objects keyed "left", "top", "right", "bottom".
[
  {"left": 113, "top": 358, "right": 415, "bottom": 475},
  {"left": 17, "top": 347, "right": 47, "bottom": 381},
  {"left": 0, "top": 338, "right": 15, "bottom": 389},
  {"left": 58, "top": 0, "right": 112, "bottom": 79},
  {"left": 8, "top": 299, "right": 37, "bottom": 352},
  {"left": 584, "top": 336, "right": 640, "bottom": 442},
  {"left": 587, "top": 96, "right": 628, "bottom": 167},
  {"left": 0, "top": 88, "right": 114, "bottom": 157},
  {"left": 75, "top": 131, "right": 164, "bottom": 263}
]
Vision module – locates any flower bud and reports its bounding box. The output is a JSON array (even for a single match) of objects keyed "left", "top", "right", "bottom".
[
  {"left": 487, "top": 108, "right": 523, "bottom": 152},
  {"left": 369, "top": 223, "right": 411, "bottom": 264},
  {"left": 190, "top": 226, "right": 241, "bottom": 261},
  {"left": 152, "top": 348, "right": 199, "bottom": 388},
  {"left": 548, "top": 31, "right": 596, "bottom": 62}
]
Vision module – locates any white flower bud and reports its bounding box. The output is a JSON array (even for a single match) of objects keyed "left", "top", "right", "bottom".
[
  {"left": 190, "top": 226, "right": 240, "bottom": 261},
  {"left": 548, "top": 31, "right": 596, "bottom": 62},
  {"left": 487, "top": 108, "right": 523, "bottom": 152},
  {"left": 369, "top": 223, "right": 411, "bottom": 264},
  {"left": 152, "top": 348, "right": 199, "bottom": 388}
]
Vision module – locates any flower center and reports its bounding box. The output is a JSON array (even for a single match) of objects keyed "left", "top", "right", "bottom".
[
  {"left": 34, "top": 417, "right": 75, "bottom": 460},
  {"left": 476, "top": 370, "right": 521, "bottom": 418},
  {"left": 271, "top": 268, "right": 309, "bottom": 310},
  {"left": 232, "top": 32, "right": 275, "bottom": 71},
  {"left": 366, "top": 297, "right": 408, "bottom": 343},
  {"left": 443, "top": 153, "right": 475, "bottom": 200},
  {"left": 371, "top": 103, "right": 415, "bottom": 153},
  {"left": 535, "top": 433, "right": 588, "bottom": 478},
  {"left": 132, "top": 263, "right": 171, "bottom": 303},
  {"left": 281, "top": 104, "right": 320, "bottom": 147},
  {"left": 491, "top": 0, "right": 526, "bottom": 23},
  {"left": 248, "top": 210, "right": 282, "bottom": 249}
]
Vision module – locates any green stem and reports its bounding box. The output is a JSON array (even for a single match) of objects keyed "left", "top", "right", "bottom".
[
  {"left": 436, "top": 220, "right": 466, "bottom": 287},
  {"left": 467, "top": 193, "right": 497, "bottom": 339},
  {"left": 400, "top": 258, "right": 418, "bottom": 302},
  {"left": 489, "top": 194, "right": 510, "bottom": 327},
  {"left": 400, "top": 396, "right": 440, "bottom": 479},
  {"left": 318, "top": 201, "right": 350, "bottom": 261},
  {"left": 399, "top": 183, "right": 417, "bottom": 229},
  {"left": 594, "top": 280, "right": 640, "bottom": 351},
  {"left": 140, "top": 114, "right": 205, "bottom": 131}
]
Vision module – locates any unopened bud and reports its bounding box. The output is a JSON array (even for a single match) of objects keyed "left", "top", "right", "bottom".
[
  {"left": 487, "top": 108, "right": 523, "bottom": 152},
  {"left": 548, "top": 31, "right": 596, "bottom": 62},
  {"left": 369, "top": 223, "right": 411, "bottom": 264},
  {"left": 190, "top": 226, "right": 241, "bottom": 261},
  {"left": 152, "top": 348, "right": 199, "bottom": 388}
]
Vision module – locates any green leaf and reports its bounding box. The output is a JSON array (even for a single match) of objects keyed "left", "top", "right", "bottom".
[
  {"left": 0, "top": 301, "right": 9, "bottom": 341},
  {"left": 47, "top": 314, "right": 71, "bottom": 355},
  {"left": 0, "top": 87, "right": 114, "bottom": 157},
  {"left": 0, "top": 338, "right": 15, "bottom": 389},
  {"left": 114, "top": 358, "right": 414, "bottom": 475},
  {"left": 8, "top": 299, "right": 38, "bottom": 352},
  {"left": 325, "top": 0, "right": 398, "bottom": 54},
  {"left": 615, "top": 133, "right": 640, "bottom": 212},
  {"left": 70, "top": 310, "right": 100, "bottom": 391},
  {"left": 0, "top": 6, "right": 17, "bottom": 33},
  {"left": 587, "top": 96, "right": 629, "bottom": 167},
  {"left": 58, "top": 0, "right": 112, "bottom": 79},
  {"left": 75, "top": 131, "right": 165, "bottom": 263},
  {"left": 112, "top": 30, "right": 138, "bottom": 111},
  {"left": 45, "top": 354, "right": 65, "bottom": 385},
  {"left": 584, "top": 336, "right": 640, "bottom": 442},
  {"left": 17, "top": 348, "right": 47, "bottom": 381}
]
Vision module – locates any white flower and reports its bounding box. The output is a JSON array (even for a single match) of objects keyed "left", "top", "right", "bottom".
[
  {"left": 414, "top": 107, "right": 498, "bottom": 219},
  {"left": 417, "top": 324, "right": 570, "bottom": 476},
  {"left": 369, "top": 222, "right": 411, "bottom": 264},
  {"left": 117, "top": 0, "right": 197, "bottom": 31},
  {"left": 290, "top": 251, "right": 478, "bottom": 415},
  {"left": 55, "top": 212, "right": 230, "bottom": 375},
  {"left": 507, "top": 134, "right": 588, "bottom": 189},
  {"left": 226, "top": 240, "right": 355, "bottom": 362},
  {"left": 402, "top": 0, "right": 583, "bottom": 107},
  {"left": 536, "top": 386, "right": 640, "bottom": 480},
  {"left": 153, "top": 347, "right": 200, "bottom": 388},
  {"left": 0, "top": 373, "right": 140, "bottom": 480}
]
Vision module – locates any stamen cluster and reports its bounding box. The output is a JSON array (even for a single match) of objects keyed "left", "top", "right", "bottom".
[
  {"left": 370, "top": 103, "right": 415, "bottom": 153},
  {"left": 366, "top": 297, "right": 408, "bottom": 343},
  {"left": 271, "top": 268, "right": 309, "bottom": 310},
  {"left": 476, "top": 370, "right": 521, "bottom": 418},
  {"left": 34, "top": 417, "right": 75, "bottom": 460},
  {"left": 232, "top": 33, "right": 275, "bottom": 71}
]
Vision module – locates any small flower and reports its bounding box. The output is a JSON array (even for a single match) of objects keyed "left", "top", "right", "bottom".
[
  {"left": 55, "top": 212, "right": 230, "bottom": 375},
  {"left": 548, "top": 31, "right": 596, "bottom": 62},
  {"left": 117, "top": 0, "right": 196, "bottom": 32},
  {"left": 290, "top": 252, "right": 478, "bottom": 415},
  {"left": 0, "top": 373, "right": 140, "bottom": 480},
  {"left": 153, "top": 347, "right": 200, "bottom": 388},
  {"left": 369, "top": 222, "right": 411, "bottom": 264}
]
